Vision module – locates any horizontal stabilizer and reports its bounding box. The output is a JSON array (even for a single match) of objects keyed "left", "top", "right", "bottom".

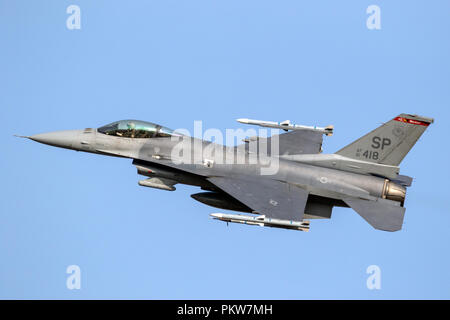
[{"left": 344, "top": 198, "right": 406, "bottom": 232}]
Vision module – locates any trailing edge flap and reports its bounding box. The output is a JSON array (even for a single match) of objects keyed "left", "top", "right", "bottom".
[
  {"left": 207, "top": 177, "right": 309, "bottom": 221},
  {"left": 343, "top": 198, "right": 406, "bottom": 232},
  {"left": 244, "top": 130, "right": 323, "bottom": 156}
]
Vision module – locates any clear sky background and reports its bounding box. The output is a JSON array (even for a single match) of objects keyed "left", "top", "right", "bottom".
[{"left": 1, "top": 1, "right": 449, "bottom": 299}]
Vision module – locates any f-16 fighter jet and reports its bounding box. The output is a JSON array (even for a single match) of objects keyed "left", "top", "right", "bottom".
[{"left": 19, "top": 114, "right": 433, "bottom": 232}]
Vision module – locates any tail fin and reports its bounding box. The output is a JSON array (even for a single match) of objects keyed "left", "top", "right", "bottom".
[{"left": 336, "top": 114, "right": 433, "bottom": 166}]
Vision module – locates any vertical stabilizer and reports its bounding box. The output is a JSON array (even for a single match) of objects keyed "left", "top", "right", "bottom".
[{"left": 336, "top": 114, "right": 433, "bottom": 166}]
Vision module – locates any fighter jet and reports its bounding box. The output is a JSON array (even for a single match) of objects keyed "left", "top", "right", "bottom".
[{"left": 19, "top": 113, "right": 433, "bottom": 232}]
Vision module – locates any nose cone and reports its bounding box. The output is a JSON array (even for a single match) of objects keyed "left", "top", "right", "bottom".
[{"left": 29, "top": 130, "right": 82, "bottom": 149}]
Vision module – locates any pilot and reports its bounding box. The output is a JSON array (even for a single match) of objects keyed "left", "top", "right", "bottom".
[{"left": 127, "top": 122, "right": 136, "bottom": 138}]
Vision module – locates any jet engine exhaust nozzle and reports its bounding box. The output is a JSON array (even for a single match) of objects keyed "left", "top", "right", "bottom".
[{"left": 382, "top": 180, "right": 406, "bottom": 205}]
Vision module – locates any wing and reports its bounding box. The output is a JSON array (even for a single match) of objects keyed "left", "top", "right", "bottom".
[
  {"left": 243, "top": 130, "right": 323, "bottom": 156},
  {"left": 207, "top": 176, "right": 309, "bottom": 221}
]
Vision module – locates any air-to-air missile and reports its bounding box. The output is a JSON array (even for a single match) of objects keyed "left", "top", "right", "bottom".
[
  {"left": 210, "top": 213, "right": 310, "bottom": 232},
  {"left": 236, "top": 118, "right": 334, "bottom": 136}
]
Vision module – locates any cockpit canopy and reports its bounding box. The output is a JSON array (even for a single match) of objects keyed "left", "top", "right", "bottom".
[{"left": 98, "top": 120, "right": 174, "bottom": 139}]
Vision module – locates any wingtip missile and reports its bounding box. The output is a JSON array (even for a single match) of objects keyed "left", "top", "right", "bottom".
[
  {"left": 236, "top": 118, "right": 334, "bottom": 136},
  {"left": 236, "top": 118, "right": 250, "bottom": 124}
]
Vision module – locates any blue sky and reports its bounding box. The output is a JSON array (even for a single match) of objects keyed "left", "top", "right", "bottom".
[{"left": 1, "top": 0, "right": 449, "bottom": 299}]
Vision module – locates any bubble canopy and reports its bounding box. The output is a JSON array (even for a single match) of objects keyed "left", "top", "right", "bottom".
[{"left": 97, "top": 120, "right": 175, "bottom": 138}]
